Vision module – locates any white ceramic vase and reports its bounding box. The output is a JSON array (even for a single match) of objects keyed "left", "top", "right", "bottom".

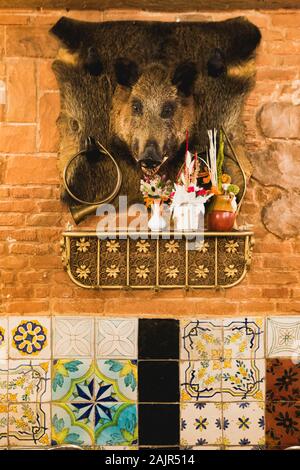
[{"left": 148, "top": 200, "right": 166, "bottom": 231}]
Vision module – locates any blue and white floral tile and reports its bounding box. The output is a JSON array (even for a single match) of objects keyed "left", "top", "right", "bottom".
[
  {"left": 95, "top": 360, "right": 137, "bottom": 402},
  {"left": 180, "top": 402, "right": 222, "bottom": 446},
  {"left": 0, "top": 318, "right": 8, "bottom": 360},
  {"left": 9, "top": 317, "right": 51, "bottom": 359},
  {"left": 53, "top": 317, "right": 94, "bottom": 358},
  {"left": 51, "top": 403, "right": 94, "bottom": 447},
  {"left": 222, "top": 359, "right": 265, "bottom": 401},
  {"left": 96, "top": 318, "right": 138, "bottom": 359},
  {"left": 180, "top": 320, "right": 222, "bottom": 361},
  {"left": 8, "top": 360, "right": 51, "bottom": 403},
  {"left": 8, "top": 402, "right": 51, "bottom": 446},
  {"left": 0, "top": 403, "right": 8, "bottom": 447},
  {"left": 223, "top": 317, "right": 264, "bottom": 359},
  {"left": 52, "top": 359, "right": 94, "bottom": 402},
  {"left": 267, "top": 317, "right": 300, "bottom": 358},
  {"left": 222, "top": 402, "right": 265, "bottom": 447},
  {"left": 180, "top": 360, "right": 222, "bottom": 402},
  {"left": 0, "top": 361, "right": 7, "bottom": 403},
  {"left": 95, "top": 402, "right": 138, "bottom": 447}
]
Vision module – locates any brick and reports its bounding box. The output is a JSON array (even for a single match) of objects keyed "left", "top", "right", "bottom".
[
  {"left": 256, "top": 67, "right": 298, "bottom": 81},
  {"left": 39, "top": 60, "right": 58, "bottom": 90},
  {"left": 286, "top": 28, "right": 300, "bottom": 40},
  {"left": 8, "top": 242, "right": 50, "bottom": 255},
  {"left": 10, "top": 187, "right": 53, "bottom": 199},
  {"left": 6, "top": 59, "right": 36, "bottom": 122},
  {"left": 0, "top": 213, "right": 24, "bottom": 226},
  {"left": 5, "top": 156, "right": 59, "bottom": 184},
  {"left": 248, "top": 272, "right": 299, "bottom": 285},
  {"left": 239, "top": 301, "right": 276, "bottom": 314},
  {"left": 0, "top": 187, "right": 9, "bottom": 197},
  {"left": 26, "top": 213, "right": 62, "bottom": 226},
  {"left": 2, "top": 286, "right": 34, "bottom": 298},
  {"left": 262, "top": 287, "right": 290, "bottom": 298},
  {"left": 0, "top": 229, "right": 37, "bottom": 242},
  {"left": 0, "top": 27, "right": 4, "bottom": 58},
  {"left": 0, "top": 15, "right": 30, "bottom": 25},
  {"left": 0, "top": 200, "right": 37, "bottom": 212},
  {"left": 1, "top": 256, "right": 28, "bottom": 269},
  {"left": 36, "top": 200, "right": 63, "bottom": 212},
  {"left": 17, "top": 270, "right": 49, "bottom": 283},
  {"left": 52, "top": 299, "right": 104, "bottom": 314},
  {"left": 50, "top": 284, "right": 74, "bottom": 298},
  {"left": 6, "top": 26, "right": 58, "bottom": 58},
  {"left": 30, "top": 255, "right": 60, "bottom": 269},
  {"left": 0, "top": 271, "right": 15, "bottom": 283},
  {"left": 0, "top": 124, "right": 36, "bottom": 152},
  {"left": 39, "top": 92, "right": 60, "bottom": 152},
  {"left": 5, "top": 301, "right": 49, "bottom": 314},
  {"left": 276, "top": 302, "right": 300, "bottom": 313},
  {"left": 272, "top": 14, "right": 300, "bottom": 28}
]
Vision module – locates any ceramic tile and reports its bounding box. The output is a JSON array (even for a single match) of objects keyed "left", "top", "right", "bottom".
[
  {"left": 95, "top": 359, "right": 137, "bottom": 402},
  {"left": 52, "top": 403, "right": 94, "bottom": 447},
  {"left": 180, "top": 319, "right": 222, "bottom": 360},
  {"left": 180, "top": 360, "right": 222, "bottom": 402},
  {"left": 138, "top": 319, "right": 179, "bottom": 359},
  {"left": 138, "top": 404, "right": 179, "bottom": 446},
  {"left": 223, "top": 317, "right": 264, "bottom": 359},
  {"left": 98, "top": 446, "right": 138, "bottom": 450},
  {"left": 222, "top": 359, "right": 265, "bottom": 401},
  {"left": 0, "top": 403, "right": 8, "bottom": 446},
  {"left": 266, "top": 359, "right": 300, "bottom": 401},
  {"left": 0, "top": 361, "right": 7, "bottom": 403},
  {"left": 180, "top": 402, "right": 222, "bottom": 446},
  {"left": 95, "top": 402, "right": 138, "bottom": 447},
  {"left": 8, "top": 402, "right": 51, "bottom": 446},
  {"left": 267, "top": 317, "right": 300, "bottom": 358},
  {"left": 54, "top": 317, "right": 94, "bottom": 357},
  {"left": 138, "top": 360, "right": 179, "bottom": 403},
  {"left": 96, "top": 318, "right": 138, "bottom": 359},
  {"left": 8, "top": 360, "right": 51, "bottom": 402},
  {"left": 9, "top": 317, "right": 51, "bottom": 359},
  {"left": 223, "top": 402, "right": 265, "bottom": 447},
  {"left": 52, "top": 359, "right": 94, "bottom": 402},
  {"left": 266, "top": 401, "right": 300, "bottom": 447},
  {"left": 0, "top": 318, "right": 8, "bottom": 360},
  {"left": 188, "top": 446, "right": 222, "bottom": 450}
]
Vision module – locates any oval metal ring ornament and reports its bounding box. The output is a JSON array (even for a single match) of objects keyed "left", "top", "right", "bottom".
[{"left": 63, "top": 137, "right": 122, "bottom": 224}]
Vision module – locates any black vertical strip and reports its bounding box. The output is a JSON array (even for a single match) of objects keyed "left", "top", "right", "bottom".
[
  {"left": 138, "top": 404, "right": 180, "bottom": 446},
  {"left": 138, "top": 319, "right": 179, "bottom": 359}
]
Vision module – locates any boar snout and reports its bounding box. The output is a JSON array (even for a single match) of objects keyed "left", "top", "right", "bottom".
[{"left": 139, "top": 140, "right": 161, "bottom": 168}]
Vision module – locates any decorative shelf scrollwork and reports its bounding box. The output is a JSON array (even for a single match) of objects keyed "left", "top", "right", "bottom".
[{"left": 61, "top": 231, "right": 254, "bottom": 290}]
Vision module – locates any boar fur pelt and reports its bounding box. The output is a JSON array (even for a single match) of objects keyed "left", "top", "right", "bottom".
[{"left": 50, "top": 17, "right": 261, "bottom": 214}]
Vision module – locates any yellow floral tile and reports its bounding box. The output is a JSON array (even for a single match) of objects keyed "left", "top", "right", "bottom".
[
  {"left": 8, "top": 360, "right": 51, "bottom": 403},
  {"left": 181, "top": 320, "right": 222, "bottom": 360},
  {"left": 0, "top": 403, "right": 8, "bottom": 447},
  {"left": 180, "top": 360, "right": 222, "bottom": 401},
  {"left": 0, "top": 361, "right": 7, "bottom": 403},
  {"left": 222, "top": 359, "right": 265, "bottom": 401},
  {"left": 8, "top": 402, "right": 51, "bottom": 446},
  {"left": 223, "top": 318, "right": 264, "bottom": 359}
]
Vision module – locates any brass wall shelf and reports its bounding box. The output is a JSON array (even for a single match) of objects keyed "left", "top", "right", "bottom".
[{"left": 61, "top": 231, "right": 254, "bottom": 290}]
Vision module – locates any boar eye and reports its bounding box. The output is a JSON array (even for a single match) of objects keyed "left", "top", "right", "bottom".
[
  {"left": 161, "top": 102, "right": 175, "bottom": 119},
  {"left": 131, "top": 98, "right": 143, "bottom": 116}
]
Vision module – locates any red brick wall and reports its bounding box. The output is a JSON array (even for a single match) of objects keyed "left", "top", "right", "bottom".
[{"left": 0, "top": 8, "right": 299, "bottom": 317}]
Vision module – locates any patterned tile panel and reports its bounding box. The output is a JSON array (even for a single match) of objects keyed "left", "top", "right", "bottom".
[{"left": 0, "top": 315, "right": 299, "bottom": 450}]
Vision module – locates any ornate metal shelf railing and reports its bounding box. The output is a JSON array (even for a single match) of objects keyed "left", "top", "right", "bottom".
[{"left": 60, "top": 231, "right": 254, "bottom": 290}]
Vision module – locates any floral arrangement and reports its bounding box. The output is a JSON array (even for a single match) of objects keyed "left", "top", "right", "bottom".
[
  {"left": 140, "top": 175, "right": 173, "bottom": 208},
  {"left": 202, "top": 129, "right": 240, "bottom": 205},
  {"left": 170, "top": 131, "right": 213, "bottom": 230}
]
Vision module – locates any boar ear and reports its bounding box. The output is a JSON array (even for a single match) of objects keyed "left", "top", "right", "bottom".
[
  {"left": 207, "top": 48, "right": 227, "bottom": 78},
  {"left": 114, "top": 58, "right": 139, "bottom": 88},
  {"left": 172, "top": 61, "right": 198, "bottom": 97}
]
